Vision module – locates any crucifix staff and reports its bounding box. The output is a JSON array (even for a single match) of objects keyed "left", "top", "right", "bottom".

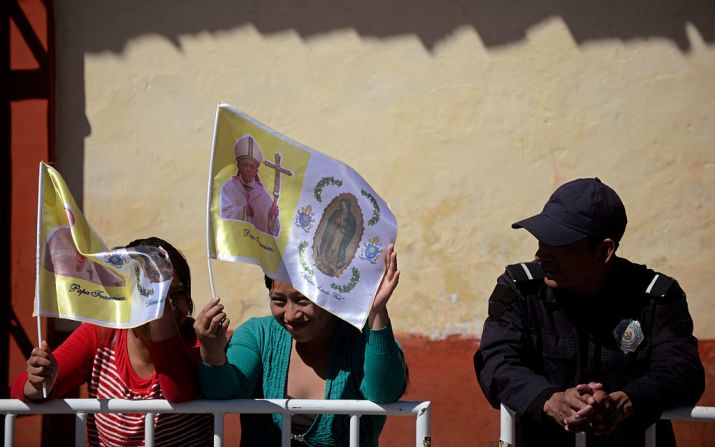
[{"left": 263, "top": 152, "right": 293, "bottom": 203}]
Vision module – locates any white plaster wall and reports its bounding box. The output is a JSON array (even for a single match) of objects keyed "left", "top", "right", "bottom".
[{"left": 54, "top": 3, "right": 715, "bottom": 337}]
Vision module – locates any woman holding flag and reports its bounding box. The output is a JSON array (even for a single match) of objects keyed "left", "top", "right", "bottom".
[
  {"left": 195, "top": 244, "right": 407, "bottom": 446},
  {"left": 11, "top": 237, "right": 212, "bottom": 446}
]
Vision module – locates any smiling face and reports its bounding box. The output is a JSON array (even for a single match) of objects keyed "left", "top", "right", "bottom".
[
  {"left": 269, "top": 280, "right": 336, "bottom": 343},
  {"left": 535, "top": 239, "right": 606, "bottom": 294},
  {"left": 237, "top": 158, "right": 259, "bottom": 183}
]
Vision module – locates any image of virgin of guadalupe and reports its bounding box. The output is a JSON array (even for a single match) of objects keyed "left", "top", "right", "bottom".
[
  {"left": 313, "top": 193, "right": 364, "bottom": 277},
  {"left": 127, "top": 246, "right": 172, "bottom": 284}
]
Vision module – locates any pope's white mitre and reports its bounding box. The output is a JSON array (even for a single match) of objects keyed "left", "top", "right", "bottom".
[{"left": 233, "top": 135, "right": 263, "bottom": 164}]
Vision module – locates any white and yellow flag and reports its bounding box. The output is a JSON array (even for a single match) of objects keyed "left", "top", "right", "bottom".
[
  {"left": 208, "top": 104, "right": 397, "bottom": 328},
  {"left": 35, "top": 162, "right": 172, "bottom": 328}
]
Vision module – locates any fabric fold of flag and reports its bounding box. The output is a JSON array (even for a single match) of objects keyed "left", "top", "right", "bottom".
[
  {"left": 207, "top": 104, "right": 398, "bottom": 329},
  {"left": 35, "top": 162, "right": 172, "bottom": 328}
]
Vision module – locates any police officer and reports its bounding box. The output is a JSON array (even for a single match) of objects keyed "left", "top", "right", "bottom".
[{"left": 474, "top": 178, "right": 704, "bottom": 447}]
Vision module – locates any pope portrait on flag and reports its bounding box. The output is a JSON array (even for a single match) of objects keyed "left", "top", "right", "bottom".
[
  {"left": 220, "top": 135, "right": 281, "bottom": 236},
  {"left": 208, "top": 105, "right": 397, "bottom": 329},
  {"left": 35, "top": 162, "right": 173, "bottom": 328}
]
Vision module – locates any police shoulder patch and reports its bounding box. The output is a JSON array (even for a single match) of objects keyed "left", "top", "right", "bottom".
[
  {"left": 645, "top": 273, "right": 674, "bottom": 298},
  {"left": 506, "top": 262, "right": 544, "bottom": 283}
]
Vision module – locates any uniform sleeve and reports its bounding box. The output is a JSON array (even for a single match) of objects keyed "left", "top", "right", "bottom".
[
  {"left": 474, "top": 276, "right": 555, "bottom": 417},
  {"left": 10, "top": 323, "right": 102, "bottom": 401},
  {"left": 198, "top": 318, "right": 263, "bottom": 399},
  {"left": 149, "top": 333, "right": 198, "bottom": 403},
  {"left": 359, "top": 323, "right": 407, "bottom": 403},
  {"left": 621, "top": 283, "right": 705, "bottom": 427}
]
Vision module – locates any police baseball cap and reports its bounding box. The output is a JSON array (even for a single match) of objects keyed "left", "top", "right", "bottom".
[{"left": 511, "top": 178, "right": 627, "bottom": 246}]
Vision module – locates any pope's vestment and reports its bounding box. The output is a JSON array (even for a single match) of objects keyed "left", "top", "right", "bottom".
[{"left": 220, "top": 176, "right": 280, "bottom": 236}]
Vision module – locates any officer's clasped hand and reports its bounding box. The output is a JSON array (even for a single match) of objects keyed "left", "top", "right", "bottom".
[{"left": 550, "top": 383, "right": 633, "bottom": 435}]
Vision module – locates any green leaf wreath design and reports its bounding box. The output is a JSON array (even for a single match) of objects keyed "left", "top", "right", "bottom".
[
  {"left": 298, "top": 241, "right": 314, "bottom": 276},
  {"left": 361, "top": 189, "right": 380, "bottom": 226},
  {"left": 134, "top": 266, "right": 154, "bottom": 298},
  {"left": 331, "top": 267, "right": 360, "bottom": 293},
  {"left": 314, "top": 177, "right": 343, "bottom": 203}
]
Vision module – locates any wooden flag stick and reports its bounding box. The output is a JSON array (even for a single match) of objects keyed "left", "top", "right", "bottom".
[
  {"left": 35, "top": 162, "right": 47, "bottom": 398},
  {"left": 206, "top": 107, "right": 220, "bottom": 299}
]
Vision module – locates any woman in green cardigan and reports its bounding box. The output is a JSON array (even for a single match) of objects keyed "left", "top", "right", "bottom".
[{"left": 195, "top": 245, "right": 407, "bottom": 446}]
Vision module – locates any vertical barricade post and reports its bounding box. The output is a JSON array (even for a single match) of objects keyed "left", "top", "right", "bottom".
[
  {"left": 144, "top": 412, "right": 155, "bottom": 447},
  {"left": 213, "top": 412, "right": 224, "bottom": 447},
  {"left": 500, "top": 404, "right": 516, "bottom": 447},
  {"left": 74, "top": 412, "right": 87, "bottom": 447},
  {"left": 349, "top": 414, "right": 360, "bottom": 447},
  {"left": 645, "top": 424, "right": 656, "bottom": 447},
  {"left": 4, "top": 414, "right": 15, "bottom": 447},
  {"left": 281, "top": 411, "right": 291, "bottom": 447},
  {"left": 415, "top": 401, "right": 431, "bottom": 447}
]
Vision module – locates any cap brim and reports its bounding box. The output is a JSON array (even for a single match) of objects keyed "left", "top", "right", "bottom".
[{"left": 511, "top": 213, "right": 588, "bottom": 246}]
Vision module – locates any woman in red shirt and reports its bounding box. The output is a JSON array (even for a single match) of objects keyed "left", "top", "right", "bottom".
[{"left": 11, "top": 237, "right": 211, "bottom": 446}]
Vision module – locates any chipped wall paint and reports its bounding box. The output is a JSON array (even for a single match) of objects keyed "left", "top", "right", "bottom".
[{"left": 53, "top": 3, "right": 715, "bottom": 338}]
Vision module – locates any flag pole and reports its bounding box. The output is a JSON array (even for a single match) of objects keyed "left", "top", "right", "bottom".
[
  {"left": 206, "top": 105, "right": 222, "bottom": 298},
  {"left": 34, "top": 162, "right": 47, "bottom": 398}
]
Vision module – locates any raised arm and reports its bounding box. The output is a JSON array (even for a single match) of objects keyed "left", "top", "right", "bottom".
[
  {"left": 147, "top": 302, "right": 199, "bottom": 402},
  {"left": 196, "top": 299, "right": 262, "bottom": 399},
  {"left": 361, "top": 244, "right": 407, "bottom": 403},
  {"left": 367, "top": 244, "right": 399, "bottom": 330}
]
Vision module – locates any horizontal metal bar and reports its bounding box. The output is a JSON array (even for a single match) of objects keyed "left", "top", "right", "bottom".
[
  {"left": 284, "top": 399, "right": 431, "bottom": 415},
  {"left": 499, "top": 405, "right": 715, "bottom": 447},
  {"left": 660, "top": 406, "right": 715, "bottom": 422},
  {"left": 0, "top": 399, "right": 430, "bottom": 417}
]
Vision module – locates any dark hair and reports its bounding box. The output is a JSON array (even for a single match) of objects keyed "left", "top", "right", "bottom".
[
  {"left": 264, "top": 275, "right": 273, "bottom": 292},
  {"left": 126, "top": 237, "right": 193, "bottom": 316}
]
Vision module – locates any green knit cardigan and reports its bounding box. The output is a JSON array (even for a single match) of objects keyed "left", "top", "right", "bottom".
[{"left": 198, "top": 316, "right": 407, "bottom": 446}]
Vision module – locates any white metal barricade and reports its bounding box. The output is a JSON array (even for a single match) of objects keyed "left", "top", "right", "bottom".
[
  {"left": 0, "top": 399, "right": 431, "bottom": 447},
  {"left": 499, "top": 404, "right": 715, "bottom": 447}
]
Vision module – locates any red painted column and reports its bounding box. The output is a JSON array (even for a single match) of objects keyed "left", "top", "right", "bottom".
[{"left": 5, "top": 0, "right": 54, "bottom": 444}]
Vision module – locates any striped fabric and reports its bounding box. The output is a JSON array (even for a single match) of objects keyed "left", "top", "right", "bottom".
[{"left": 85, "top": 334, "right": 212, "bottom": 446}]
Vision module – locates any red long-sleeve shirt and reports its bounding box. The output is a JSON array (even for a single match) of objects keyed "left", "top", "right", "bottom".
[{"left": 11, "top": 323, "right": 211, "bottom": 446}]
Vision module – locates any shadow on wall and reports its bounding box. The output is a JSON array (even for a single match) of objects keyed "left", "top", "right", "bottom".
[{"left": 67, "top": 0, "right": 714, "bottom": 53}]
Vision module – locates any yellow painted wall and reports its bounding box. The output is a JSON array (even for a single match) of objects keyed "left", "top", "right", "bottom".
[{"left": 53, "top": 2, "right": 715, "bottom": 337}]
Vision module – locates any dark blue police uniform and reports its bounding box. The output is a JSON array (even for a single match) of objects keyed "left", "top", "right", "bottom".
[{"left": 474, "top": 257, "right": 704, "bottom": 447}]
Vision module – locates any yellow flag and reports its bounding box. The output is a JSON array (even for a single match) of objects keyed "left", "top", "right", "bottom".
[
  {"left": 207, "top": 105, "right": 398, "bottom": 328},
  {"left": 35, "top": 162, "right": 171, "bottom": 328}
]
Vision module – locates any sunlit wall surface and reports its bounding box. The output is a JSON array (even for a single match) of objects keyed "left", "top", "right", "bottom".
[{"left": 54, "top": 1, "right": 715, "bottom": 339}]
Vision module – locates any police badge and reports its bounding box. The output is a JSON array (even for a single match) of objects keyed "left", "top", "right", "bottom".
[{"left": 613, "top": 319, "right": 644, "bottom": 354}]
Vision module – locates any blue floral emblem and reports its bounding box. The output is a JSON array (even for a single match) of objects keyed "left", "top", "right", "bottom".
[
  {"left": 294, "top": 205, "right": 315, "bottom": 232},
  {"left": 105, "top": 252, "right": 125, "bottom": 268},
  {"left": 359, "top": 236, "right": 384, "bottom": 264}
]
